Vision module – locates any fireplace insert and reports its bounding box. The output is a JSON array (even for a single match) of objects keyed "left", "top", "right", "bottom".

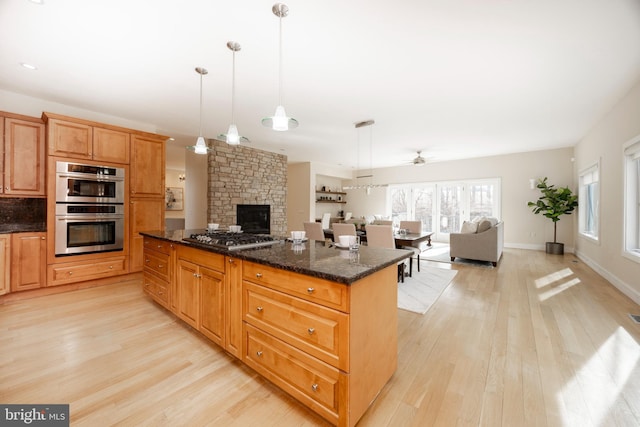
[{"left": 236, "top": 204, "right": 270, "bottom": 234}]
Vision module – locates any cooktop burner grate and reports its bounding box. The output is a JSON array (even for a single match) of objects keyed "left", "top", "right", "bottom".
[{"left": 183, "top": 231, "right": 282, "bottom": 251}]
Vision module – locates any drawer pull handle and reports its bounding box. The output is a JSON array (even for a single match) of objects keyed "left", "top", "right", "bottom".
[
  {"left": 307, "top": 327, "right": 315, "bottom": 335},
  {"left": 256, "top": 351, "right": 263, "bottom": 357},
  {"left": 307, "top": 287, "right": 315, "bottom": 294},
  {"left": 311, "top": 384, "right": 319, "bottom": 392},
  {"left": 68, "top": 271, "right": 73, "bottom": 275},
  {"left": 256, "top": 306, "right": 264, "bottom": 312},
  {"left": 157, "top": 245, "right": 162, "bottom": 248},
  {"left": 145, "top": 259, "right": 150, "bottom": 263},
  {"left": 109, "top": 265, "right": 113, "bottom": 269},
  {"left": 229, "top": 258, "right": 234, "bottom": 264},
  {"left": 158, "top": 264, "right": 163, "bottom": 268},
  {"left": 158, "top": 291, "right": 163, "bottom": 295},
  {"left": 256, "top": 273, "right": 263, "bottom": 278},
  {"left": 194, "top": 273, "right": 202, "bottom": 278}
]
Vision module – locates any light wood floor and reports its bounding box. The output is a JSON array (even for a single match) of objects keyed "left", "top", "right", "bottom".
[{"left": 1, "top": 249, "right": 640, "bottom": 426}]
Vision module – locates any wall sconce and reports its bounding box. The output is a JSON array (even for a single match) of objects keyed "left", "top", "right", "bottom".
[{"left": 179, "top": 174, "right": 186, "bottom": 182}]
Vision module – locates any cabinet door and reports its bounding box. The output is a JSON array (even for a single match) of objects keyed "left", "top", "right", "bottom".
[
  {"left": 225, "top": 256, "right": 243, "bottom": 358},
  {"left": 130, "top": 135, "right": 166, "bottom": 198},
  {"left": 11, "top": 232, "right": 46, "bottom": 292},
  {"left": 47, "top": 118, "right": 92, "bottom": 159},
  {"left": 4, "top": 118, "right": 45, "bottom": 196},
  {"left": 176, "top": 259, "right": 199, "bottom": 328},
  {"left": 0, "top": 235, "right": 9, "bottom": 295},
  {"left": 93, "top": 127, "right": 130, "bottom": 164},
  {"left": 200, "top": 266, "right": 225, "bottom": 346},
  {"left": 130, "top": 198, "right": 165, "bottom": 272}
]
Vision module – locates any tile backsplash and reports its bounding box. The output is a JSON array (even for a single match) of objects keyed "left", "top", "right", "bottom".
[{"left": 0, "top": 198, "right": 46, "bottom": 232}]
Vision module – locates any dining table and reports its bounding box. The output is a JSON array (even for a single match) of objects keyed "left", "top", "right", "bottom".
[{"left": 323, "top": 229, "right": 434, "bottom": 276}]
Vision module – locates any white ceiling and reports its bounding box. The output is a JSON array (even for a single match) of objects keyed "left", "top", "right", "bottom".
[{"left": 2, "top": 0, "right": 640, "bottom": 170}]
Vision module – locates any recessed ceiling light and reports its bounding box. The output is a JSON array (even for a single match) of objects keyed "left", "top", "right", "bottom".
[
  {"left": 28, "top": 0, "right": 45, "bottom": 4},
  {"left": 20, "top": 62, "right": 37, "bottom": 70},
  {"left": 168, "top": 137, "right": 175, "bottom": 142}
]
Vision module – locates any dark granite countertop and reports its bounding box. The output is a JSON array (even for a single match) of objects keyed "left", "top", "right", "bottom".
[
  {"left": 141, "top": 229, "right": 412, "bottom": 285},
  {"left": 0, "top": 224, "right": 46, "bottom": 234}
]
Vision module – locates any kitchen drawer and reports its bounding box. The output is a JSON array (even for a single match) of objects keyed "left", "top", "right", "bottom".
[
  {"left": 143, "top": 237, "right": 173, "bottom": 256},
  {"left": 244, "top": 281, "right": 348, "bottom": 370},
  {"left": 177, "top": 244, "right": 225, "bottom": 273},
  {"left": 143, "top": 272, "right": 169, "bottom": 308},
  {"left": 243, "top": 261, "right": 348, "bottom": 311},
  {"left": 144, "top": 250, "right": 169, "bottom": 280},
  {"left": 48, "top": 256, "right": 127, "bottom": 286},
  {"left": 244, "top": 324, "right": 341, "bottom": 425}
]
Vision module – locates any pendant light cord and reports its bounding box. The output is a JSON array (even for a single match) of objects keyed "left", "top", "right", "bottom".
[
  {"left": 199, "top": 72, "right": 204, "bottom": 137},
  {"left": 278, "top": 13, "right": 283, "bottom": 107},
  {"left": 231, "top": 49, "right": 236, "bottom": 124}
]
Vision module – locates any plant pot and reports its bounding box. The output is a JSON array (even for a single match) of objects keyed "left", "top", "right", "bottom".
[{"left": 545, "top": 242, "right": 564, "bottom": 255}]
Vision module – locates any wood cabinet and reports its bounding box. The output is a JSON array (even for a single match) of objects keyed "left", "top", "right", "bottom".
[
  {"left": 175, "top": 245, "right": 226, "bottom": 346},
  {"left": 224, "top": 256, "right": 243, "bottom": 358},
  {"left": 47, "top": 256, "right": 127, "bottom": 287},
  {"left": 130, "top": 198, "right": 165, "bottom": 272},
  {"left": 142, "top": 237, "right": 174, "bottom": 309},
  {"left": 44, "top": 114, "right": 130, "bottom": 164},
  {"left": 130, "top": 134, "right": 167, "bottom": 272},
  {"left": 1, "top": 113, "right": 45, "bottom": 196},
  {"left": 0, "top": 235, "right": 9, "bottom": 295},
  {"left": 11, "top": 232, "right": 46, "bottom": 292},
  {"left": 130, "top": 134, "right": 166, "bottom": 198},
  {"left": 242, "top": 260, "right": 397, "bottom": 427}
]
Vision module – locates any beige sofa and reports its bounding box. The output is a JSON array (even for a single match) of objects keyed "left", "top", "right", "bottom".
[{"left": 449, "top": 220, "right": 503, "bottom": 266}]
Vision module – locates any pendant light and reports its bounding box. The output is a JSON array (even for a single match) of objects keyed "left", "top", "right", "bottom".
[
  {"left": 186, "top": 67, "right": 211, "bottom": 155},
  {"left": 262, "top": 3, "right": 298, "bottom": 131},
  {"left": 342, "top": 120, "right": 388, "bottom": 194},
  {"left": 218, "top": 41, "right": 249, "bottom": 145}
]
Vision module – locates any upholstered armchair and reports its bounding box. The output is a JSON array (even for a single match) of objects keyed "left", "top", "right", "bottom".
[{"left": 449, "top": 220, "right": 504, "bottom": 267}]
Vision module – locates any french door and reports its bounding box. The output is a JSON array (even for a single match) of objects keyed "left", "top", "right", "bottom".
[{"left": 389, "top": 178, "right": 500, "bottom": 242}]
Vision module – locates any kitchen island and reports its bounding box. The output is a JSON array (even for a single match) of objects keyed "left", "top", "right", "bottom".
[{"left": 141, "top": 230, "right": 411, "bottom": 427}]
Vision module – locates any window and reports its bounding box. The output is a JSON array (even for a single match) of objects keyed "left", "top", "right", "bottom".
[
  {"left": 389, "top": 178, "right": 500, "bottom": 240},
  {"left": 578, "top": 162, "right": 599, "bottom": 241},
  {"left": 624, "top": 135, "right": 640, "bottom": 261}
]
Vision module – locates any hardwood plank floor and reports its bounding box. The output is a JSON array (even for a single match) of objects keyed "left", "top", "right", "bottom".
[{"left": 1, "top": 248, "right": 639, "bottom": 426}]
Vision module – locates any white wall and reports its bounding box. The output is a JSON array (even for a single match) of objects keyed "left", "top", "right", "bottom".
[
  {"left": 287, "top": 162, "right": 312, "bottom": 232},
  {"left": 574, "top": 79, "right": 640, "bottom": 304},
  {"left": 184, "top": 150, "right": 208, "bottom": 230},
  {"left": 342, "top": 147, "right": 576, "bottom": 250}
]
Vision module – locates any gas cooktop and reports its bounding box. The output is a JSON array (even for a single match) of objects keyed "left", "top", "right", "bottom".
[{"left": 183, "top": 231, "right": 283, "bottom": 251}]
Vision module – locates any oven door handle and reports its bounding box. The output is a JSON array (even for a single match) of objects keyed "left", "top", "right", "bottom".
[{"left": 57, "top": 174, "right": 124, "bottom": 181}]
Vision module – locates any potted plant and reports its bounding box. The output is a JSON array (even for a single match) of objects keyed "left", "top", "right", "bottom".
[{"left": 527, "top": 177, "right": 578, "bottom": 255}]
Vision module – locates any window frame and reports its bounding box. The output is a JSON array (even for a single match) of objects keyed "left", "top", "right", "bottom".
[
  {"left": 578, "top": 160, "right": 600, "bottom": 243},
  {"left": 623, "top": 134, "right": 640, "bottom": 263}
]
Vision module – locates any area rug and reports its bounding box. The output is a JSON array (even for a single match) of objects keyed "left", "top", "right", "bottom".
[
  {"left": 421, "top": 243, "right": 494, "bottom": 269},
  {"left": 397, "top": 266, "right": 457, "bottom": 314}
]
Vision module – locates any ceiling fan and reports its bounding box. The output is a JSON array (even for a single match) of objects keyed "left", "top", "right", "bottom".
[{"left": 411, "top": 151, "right": 427, "bottom": 166}]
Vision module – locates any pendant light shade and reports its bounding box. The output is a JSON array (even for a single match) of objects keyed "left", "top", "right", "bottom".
[
  {"left": 262, "top": 3, "right": 298, "bottom": 131},
  {"left": 218, "top": 41, "right": 249, "bottom": 145},
  {"left": 186, "top": 67, "right": 212, "bottom": 154}
]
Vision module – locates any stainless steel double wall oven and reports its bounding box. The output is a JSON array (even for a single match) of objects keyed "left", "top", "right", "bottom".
[{"left": 55, "top": 161, "right": 125, "bottom": 256}]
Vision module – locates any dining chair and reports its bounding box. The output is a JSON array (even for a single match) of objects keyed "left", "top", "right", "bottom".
[
  {"left": 303, "top": 222, "right": 325, "bottom": 241},
  {"left": 399, "top": 220, "right": 423, "bottom": 273},
  {"left": 320, "top": 212, "right": 331, "bottom": 230},
  {"left": 331, "top": 223, "right": 356, "bottom": 242},
  {"left": 365, "top": 224, "right": 407, "bottom": 283}
]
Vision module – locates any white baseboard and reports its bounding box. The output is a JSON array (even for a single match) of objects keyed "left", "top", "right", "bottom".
[
  {"left": 505, "top": 243, "right": 575, "bottom": 253},
  {"left": 575, "top": 250, "right": 640, "bottom": 306}
]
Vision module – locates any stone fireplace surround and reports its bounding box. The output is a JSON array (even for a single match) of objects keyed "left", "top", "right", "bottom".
[{"left": 207, "top": 139, "right": 287, "bottom": 236}]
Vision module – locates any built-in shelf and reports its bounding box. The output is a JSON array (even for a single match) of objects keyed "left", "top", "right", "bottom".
[{"left": 316, "top": 190, "right": 346, "bottom": 204}]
